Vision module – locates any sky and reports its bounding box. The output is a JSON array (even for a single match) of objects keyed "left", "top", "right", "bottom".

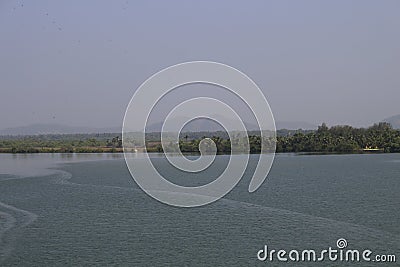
[{"left": 1, "top": 0, "right": 399, "bottom": 129}]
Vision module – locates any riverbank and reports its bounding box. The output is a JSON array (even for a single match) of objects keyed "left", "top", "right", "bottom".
[
  {"left": 1, "top": 122, "right": 399, "bottom": 154},
  {"left": 0, "top": 147, "right": 390, "bottom": 154},
  {"left": 0, "top": 147, "right": 124, "bottom": 153}
]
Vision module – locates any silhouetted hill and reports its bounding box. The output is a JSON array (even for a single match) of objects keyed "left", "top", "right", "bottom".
[
  {"left": 0, "top": 120, "right": 318, "bottom": 136},
  {"left": 146, "top": 118, "right": 316, "bottom": 132},
  {"left": 275, "top": 121, "right": 317, "bottom": 130},
  {"left": 384, "top": 115, "right": 400, "bottom": 129},
  {"left": 0, "top": 124, "right": 121, "bottom": 135}
]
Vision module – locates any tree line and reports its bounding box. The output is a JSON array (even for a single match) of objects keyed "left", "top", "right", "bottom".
[
  {"left": 150, "top": 122, "right": 400, "bottom": 154},
  {"left": 1, "top": 122, "right": 400, "bottom": 153},
  {"left": 276, "top": 122, "right": 400, "bottom": 153}
]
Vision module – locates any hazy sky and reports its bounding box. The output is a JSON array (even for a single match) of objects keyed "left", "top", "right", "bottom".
[{"left": 1, "top": 0, "right": 399, "bottom": 129}]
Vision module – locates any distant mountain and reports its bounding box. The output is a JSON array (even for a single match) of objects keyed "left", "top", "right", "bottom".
[
  {"left": 146, "top": 117, "right": 317, "bottom": 132},
  {"left": 383, "top": 115, "right": 400, "bottom": 129},
  {"left": 146, "top": 117, "right": 259, "bottom": 132},
  {"left": 0, "top": 120, "right": 318, "bottom": 136},
  {"left": 275, "top": 121, "right": 317, "bottom": 130},
  {"left": 0, "top": 124, "right": 121, "bottom": 135}
]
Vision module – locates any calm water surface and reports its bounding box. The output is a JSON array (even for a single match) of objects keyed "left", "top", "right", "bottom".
[{"left": 0, "top": 153, "right": 399, "bottom": 266}]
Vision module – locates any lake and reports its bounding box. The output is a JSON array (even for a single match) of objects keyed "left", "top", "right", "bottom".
[{"left": 0, "top": 153, "right": 399, "bottom": 266}]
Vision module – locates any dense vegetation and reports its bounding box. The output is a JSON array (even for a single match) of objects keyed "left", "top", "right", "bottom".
[
  {"left": 1, "top": 122, "right": 399, "bottom": 154},
  {"left": 150, "top": 122, "right": 400, "bottom": 153},
  {"left": 276, "top": 122, "right": 400, "bottom": 153},
  {"left": 0, "top": 134, "right": 123, "bottom": 153}
]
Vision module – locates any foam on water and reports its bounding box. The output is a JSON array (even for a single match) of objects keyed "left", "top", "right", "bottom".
[{"left": 0, "top": 202, "right": 38, "bottom": 264}]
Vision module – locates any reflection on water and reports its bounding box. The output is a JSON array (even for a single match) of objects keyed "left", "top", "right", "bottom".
[{"left": 0, "top": 153, "right": 126, "bottom": 178}]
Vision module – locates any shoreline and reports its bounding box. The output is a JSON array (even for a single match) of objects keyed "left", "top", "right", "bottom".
[{"left": 0, "top": 150, "right": 393, "bottom": 155}]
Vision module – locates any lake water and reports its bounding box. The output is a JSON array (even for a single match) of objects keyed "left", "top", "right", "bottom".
[{"left": 0, "top": 153, "right": 399, "bottom": 266}]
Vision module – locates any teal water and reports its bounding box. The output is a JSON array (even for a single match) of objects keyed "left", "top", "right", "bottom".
[{"left": 0, "top": 153, "right": 399, "bottom": 266}]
